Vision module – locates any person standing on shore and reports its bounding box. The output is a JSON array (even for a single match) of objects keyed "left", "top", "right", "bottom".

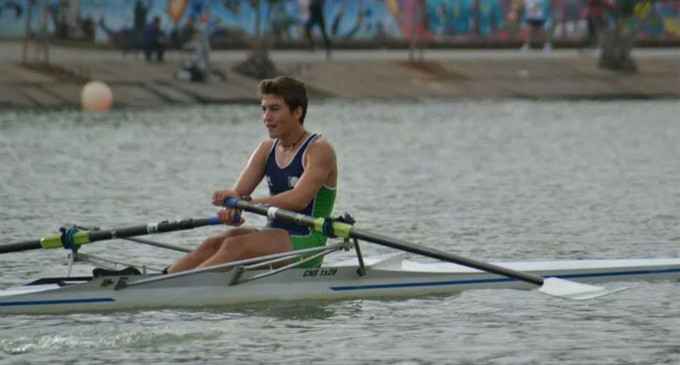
[
  {"left": 142, "top": 16, "right": 167, "bottom": 62},
  {"left": 166, "top": 76, "right": 338, "bottom": 273},
  {"left": 520, "top": 0, "right": 552, "bottom": 52},
  {"left": 304, "top": 0, "right": 332, "bottom": 59}
]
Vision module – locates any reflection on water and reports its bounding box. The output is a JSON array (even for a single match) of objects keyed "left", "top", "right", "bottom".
[
  {"left": 205, "top": 300, "right": 340, "bottom": 321},
  {"left": 1, "top": 100, "right": 680, "bottom": 364}
]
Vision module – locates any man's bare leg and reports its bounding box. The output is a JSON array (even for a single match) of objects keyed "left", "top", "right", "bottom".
[
  {"left": 167, "top": 227, "right": 257, "bottom": 273},
  {"left": 196, "top": 229, "right": 293, "bottom": 269}
]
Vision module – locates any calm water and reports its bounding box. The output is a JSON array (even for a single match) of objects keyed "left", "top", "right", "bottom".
[{"left": 1, "top": 100, "right": 680, "bottom": 364}]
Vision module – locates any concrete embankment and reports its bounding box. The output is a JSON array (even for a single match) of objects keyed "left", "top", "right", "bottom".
[{"left": 1, "top": 43, "right": 678, "bottom": 109}]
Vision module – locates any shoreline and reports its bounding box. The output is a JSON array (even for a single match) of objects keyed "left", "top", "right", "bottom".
[{"left": 1, "top": 43, "right": 678, "bottom": 110}]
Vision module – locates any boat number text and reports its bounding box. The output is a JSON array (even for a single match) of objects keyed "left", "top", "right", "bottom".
[{"left": 303, "top": 268, "right": 337, "bottom": 278}]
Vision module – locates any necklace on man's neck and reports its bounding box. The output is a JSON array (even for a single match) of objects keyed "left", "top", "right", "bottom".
[{"left": 280, "top": 131, "right": 307, "bottom": 149}]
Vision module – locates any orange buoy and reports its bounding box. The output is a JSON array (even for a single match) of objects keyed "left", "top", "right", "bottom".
[{"left": 81, "top": 81, "right": 113, "bottom": 113}]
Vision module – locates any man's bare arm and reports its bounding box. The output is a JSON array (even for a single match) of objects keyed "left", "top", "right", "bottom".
[
  {"left": 232, "top": 140, "right": 272, "bottom": 196},
  {"left": 212, "top": 139, "right": 272, "bottom": 206}
]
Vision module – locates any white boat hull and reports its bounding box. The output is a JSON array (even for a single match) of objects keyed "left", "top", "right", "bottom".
[{"left": 1, "top": 254, "right": 679, "bottom": 314}]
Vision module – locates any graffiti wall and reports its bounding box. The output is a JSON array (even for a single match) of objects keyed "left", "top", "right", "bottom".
[{"left": 0, "top": 0, "right": 678, "bottom": 45}]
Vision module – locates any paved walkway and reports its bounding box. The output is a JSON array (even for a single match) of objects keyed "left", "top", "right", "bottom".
[{"left": 1, "top": 41, "right": 678, "bottom": 109}]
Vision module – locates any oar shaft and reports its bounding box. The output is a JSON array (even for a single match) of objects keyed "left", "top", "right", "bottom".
[
  {"left": 0, "top": 240, "right": 42, "bottom": 253},
  {"left": 86, "top": 218, "right": 219, "bottom": 241},
  {"left": 226, "top": 198, "right": 545, "bottom": 287},
  {"left": 1, "top": 217, "right": 220, "bottom": 254},
  {"left": 349, "top": 228, "right": 545, "bottom": 286},
  {"left": 227, "top": 198, "right": 323, "bottom": 233}
]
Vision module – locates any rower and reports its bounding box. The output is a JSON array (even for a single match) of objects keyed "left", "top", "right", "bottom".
[{"left": 166, "top": 76, "right": 338, "bottom": 274}]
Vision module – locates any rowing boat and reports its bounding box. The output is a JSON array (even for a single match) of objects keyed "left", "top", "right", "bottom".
[
  {"left": 1, "top": 252, "right": 679, "bottom": 314},
  {"left": 1, "top": 199, "right": 678, "bottom": 314}
]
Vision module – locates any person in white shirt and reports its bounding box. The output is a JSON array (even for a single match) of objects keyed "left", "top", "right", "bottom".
[{"left": 521, "top": 0, "right": 552, "bottom": 52}]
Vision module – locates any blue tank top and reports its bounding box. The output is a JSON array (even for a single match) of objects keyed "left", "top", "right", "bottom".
[{"left": 265, "top": 133, "right": 334, "bottom": 235}]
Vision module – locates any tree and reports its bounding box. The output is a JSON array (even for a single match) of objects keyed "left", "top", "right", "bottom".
[
  {"left": 234, "top": 0, "right": 280, "bottom": 79},
  {"left": 599, "top": 0, "right": 655, "bottom": 72}
]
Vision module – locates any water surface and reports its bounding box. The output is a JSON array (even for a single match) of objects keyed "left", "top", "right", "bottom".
[{"left": 1, "top": 100, "right": 679, "bottom": 364}]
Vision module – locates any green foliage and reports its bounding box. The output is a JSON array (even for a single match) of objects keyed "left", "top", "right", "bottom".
[{"left": 616, "top": 0, "right": 660, "bottom": 17}]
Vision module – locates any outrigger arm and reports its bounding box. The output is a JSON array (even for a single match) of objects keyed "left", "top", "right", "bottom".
[{"left": 120, "top": 241, "right": 351, "bottom": 289}]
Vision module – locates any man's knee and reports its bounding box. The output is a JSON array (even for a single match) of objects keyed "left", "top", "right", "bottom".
[
  {"left": 195, "top": 235, "right": 223, "bottom": 252},
  {"left": 214, "top": 229, "right": 290, "bottom": 260},
  {"left": 217, "top": 235, "right": 262, "bottom": 260},
  {"left": 197, "top": 228, "right": 250, "bottom": 251}
]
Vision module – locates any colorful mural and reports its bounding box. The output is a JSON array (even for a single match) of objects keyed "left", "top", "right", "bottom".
[{"left": 0, "top": 0, "right": 678, "bottom": 45}]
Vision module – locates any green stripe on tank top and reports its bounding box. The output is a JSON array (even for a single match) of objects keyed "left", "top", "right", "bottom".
[{"left": 311, "top": 185, "right": 336, "bottom": 220}]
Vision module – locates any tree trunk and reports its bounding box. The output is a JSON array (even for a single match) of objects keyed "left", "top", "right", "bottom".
[
  {"left": 234, "top": 0, "right": 280, "bottom": 79},
  {"left": 599, "top": 19, "right": 637, "bottom": 72},
  {"left": 598, "top": 0, "right": 638, "bottom": 72}
]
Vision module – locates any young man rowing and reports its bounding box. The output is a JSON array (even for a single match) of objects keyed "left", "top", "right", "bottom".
[{"left": 167, "top": 76, "right": 337, "bottom": 273}]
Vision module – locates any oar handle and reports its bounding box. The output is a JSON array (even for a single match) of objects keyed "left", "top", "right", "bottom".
[
  {"left": 225, "top": 197, "right": 240, "bottom": 208},
  {"left": 222, "top": 198, "right": 244, "bottom": 224}
]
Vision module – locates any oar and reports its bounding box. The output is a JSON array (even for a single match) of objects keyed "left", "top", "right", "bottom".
[
  {"left": 225, "top": 198, "right": 627, "bottom": 300},
  {"left": 0, "top": 217, "right": 222, "bottom": 254},
  {"left": 73, "top": 225, "right": 192, "bottom": 253}
]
